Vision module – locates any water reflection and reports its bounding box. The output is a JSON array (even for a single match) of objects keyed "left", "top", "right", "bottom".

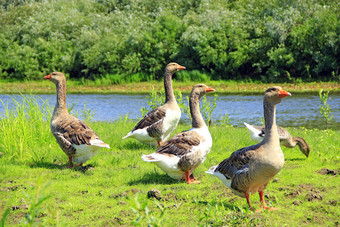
[{"left": 0, "top": 93, "right": 339, "bottom": 130}]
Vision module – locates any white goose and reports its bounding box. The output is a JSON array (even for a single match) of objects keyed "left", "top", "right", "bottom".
[
  {"left": 44, "top": 72, "right": 110, "bottom": 168},
  {"left": 207, "top": 86, "right": 291, "bottom": 210},
  {"left": 142, "top": 84, "right": 215, "bottom": 184},
  {"left": 123, "top": 63, "right": 185, "bottom": 146},
  {"left": 244, "top": 122, "right": 310, "bottom": 158}
]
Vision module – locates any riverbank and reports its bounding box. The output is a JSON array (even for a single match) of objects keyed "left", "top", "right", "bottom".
[{"left": 1, "top": 80, "right": 339, "bottom": 94}]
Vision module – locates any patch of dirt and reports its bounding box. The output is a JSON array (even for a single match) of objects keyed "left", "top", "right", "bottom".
[
  {"left": 109, "top": 188, "right": 140, "bottom": 199},
  {"left": 284, "top": 190, "right": 301, "bottom": 198},
  {"left": 103, "top": 217, "right": 124, "bottom": 226},
  {"left": 317, "top": 168, "right": 339, "bottom": 176},
  {"left": 0, "top": 185, "right": 26, "bottom": 192},
  {"left": 278, "top": 186, "right": 290, "bottom": 191},
  {"left": 11, "top": 204, "right": 29, "bottom": 210},
  {"left": 78, "top": 164, "right": 95, "bottom": 173},
  {"left": 165, "top": 192, "right": 178, "bottom": 201},
  {"left": 272, "top": 178, "right": 280, "bottom": 183},
  {"left": 147, "top": 189, "right": 162, "bottom": 200},
  {"left": 327, "top": 200, "right": 338, "bottom": 206},
  {"left": 292, "top": 200, "right": 302, "bottom": 206},
  {"left": 264, "top": 192, "right": 277, "bottom": 203},
  {"left": 305, "top": 186, "right": 323, "bottom": 202},
  {"left": 280, "top": 183, "right": 324, "bottom": 201}
]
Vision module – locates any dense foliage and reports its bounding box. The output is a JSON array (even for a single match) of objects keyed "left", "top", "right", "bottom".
[{"left": 0, "top": 0, "right": 339, "bottom": 82}]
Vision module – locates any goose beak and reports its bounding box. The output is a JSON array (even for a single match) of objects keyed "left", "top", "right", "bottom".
[
  {"left": 279, "top": 89, "right": 291, "bottom": 98},
  {"left": 177, "top": 65, "right": 186, "bottom": 70},
  {"left": 44, "top": 74, "right": 51, "bottom": 80},
  {"left": 206, "top": 87, "right": 215, "bottom": 93}
]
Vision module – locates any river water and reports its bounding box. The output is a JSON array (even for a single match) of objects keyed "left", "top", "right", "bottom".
[{"left": 0, "top": 93, "right": 339, "bottom": 130}]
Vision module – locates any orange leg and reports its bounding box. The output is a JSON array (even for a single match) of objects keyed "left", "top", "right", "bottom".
[
  {"left": 65, "top": 156, "right": 83, "bottom": 168},
  {"left": 259, "top": 191, "right": 268, "bottom": 209},
  {"left": 259, "top": 191, "right": 279, "bottom": 211},
  {"left": 67, "top": 155, "right": 74, "bottom": 168},
  {"left": 245, "top": 193, "right": 254, "bottom": 211},
  {"left": 157, "top": 141, "right": 162, "bottom": 147},
  {"left": 184, "top": 171, "right": 200, "bottom": 184}
]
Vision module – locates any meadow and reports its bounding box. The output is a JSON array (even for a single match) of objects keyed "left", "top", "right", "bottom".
[{"left": 0, "top": 96, "right": 339, "bottom": 226}]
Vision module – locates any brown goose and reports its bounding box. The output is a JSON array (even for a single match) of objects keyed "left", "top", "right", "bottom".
[
  {"left": 142, "top": 84, "right": 215, "bottom": 184},
  {"left": 244, "top": 122, "right": 310, "bottom": 158},
  {"left": 123, "top": 63, "right": 185, "bottom": 146},
  {"left": 207, "top": 86, "right": 291, "bottom": 210},
  {"left": 44, "top": 72, "right": 110, "bottom": 168}
]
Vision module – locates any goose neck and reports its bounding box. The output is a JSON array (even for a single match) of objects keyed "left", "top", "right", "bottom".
[
  {"left": 53, "top": 80, "right": 68, "bottom": 117},
  {"left": 164, "top": 72, "right": 176, "bottom": 104},
  {"left": 263, "top": 99, "right": 279, "bottom": 146},
  {"left": 189, "top": 93, "right": 206, "bottom": 128}
]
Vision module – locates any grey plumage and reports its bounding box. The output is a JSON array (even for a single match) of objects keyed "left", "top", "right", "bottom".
[
  {"left": 123, "top": 63, "right": 184, "bottom": 145},
  {"left": 44, "top": 72, "right": 109, "bottom": 167},
  {"left": 208, "top": 86, "right": 291, "bottom": 210}
]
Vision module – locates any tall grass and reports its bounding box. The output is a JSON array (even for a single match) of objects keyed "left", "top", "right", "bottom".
[{"left": 0, "top": 96, "right": 52, "bottom": 163}]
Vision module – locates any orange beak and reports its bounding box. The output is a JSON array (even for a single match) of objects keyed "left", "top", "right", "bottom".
[
  {"left": 178, "top": 65, "right": 186, "bottom": 70},
  {"left": 206, "top": 87, "right": 215, "bottom": 93},
  {"left": 44, "top": 74, "right": 51, "bottom": 80},
  {"left": 279, "top": 89, "right": 291, "bottom": 98}
]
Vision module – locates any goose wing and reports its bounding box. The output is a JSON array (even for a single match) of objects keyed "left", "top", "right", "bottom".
[
  {"left": 156, "top": 130, "right": 203, "bottom": 156},
  {"left": 54, "top": 117, "right": 99, "bottom": 146},
  {"left": 132, "top": 106, "right": 166, "bottom": 132},
  {"left": 214, "top": 144, "right": 260, "bottom": 180}
]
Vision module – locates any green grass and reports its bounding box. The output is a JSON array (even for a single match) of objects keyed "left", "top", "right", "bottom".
[
  {"left": 0, "top": 80, "right": 339, "bottom": 95},
  {"left": 0, "top": 97, "right": 339, "bottom": 226}
]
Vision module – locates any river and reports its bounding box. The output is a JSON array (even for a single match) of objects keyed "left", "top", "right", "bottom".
[{"left": 0, "top": 93, "right": 339, "bottom": 130}]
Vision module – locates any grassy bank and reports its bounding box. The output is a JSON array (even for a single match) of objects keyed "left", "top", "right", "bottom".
[
  {"left": 1, "top": 80, "right": 339, "bottom": 94},
  {"left": 0, "top": 97, "right": 339, "bottom": 226}
]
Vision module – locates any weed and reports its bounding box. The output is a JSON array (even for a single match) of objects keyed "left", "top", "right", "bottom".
[
  {"left": 318, "top": 89, "right": 333, "bottom": 129},
  {"left": 140, "top": 87, "right": 165, "bottom": 117},
  {"left": 201, "top": 93, "right": 218, "bottom": 126},
  {"left": 130, "top": 194, "right": 166, "bottom": 226},
  {"left": 23, "top": 178, "right": 51, "bottom": 226},
  {"left": 139, "top": 87, "right": 186, "bottom": 118},
  {"left": 0, "top": 208, "right": 10, "bottom": 227},
  {"left": 68, "top": 103, "right": 96, "bottom": 122},
  {"left": 221, "top": 112, "right": 233, "bottom": 127}
]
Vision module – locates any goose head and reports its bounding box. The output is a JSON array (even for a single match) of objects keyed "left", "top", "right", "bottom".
[
  {"left": 264, "top": 86, "right": 291, "bottom": 104},
  {"left": 165, "top": 62, "right": 186, "bottom": 74},
  {"left": 44, "top": 72, "right": 66, "bottom": 85},
  {"left": 191, "top": 84, "right": 215, "bottom": 98}
]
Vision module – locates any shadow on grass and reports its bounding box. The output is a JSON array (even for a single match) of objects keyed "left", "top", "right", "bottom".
[
  {"left": 128, "top": 172, "right": 183, "bottom": 185},
  {"left": 119, "top": 141, "right": 156, "bottom": 151},
  {"left": 285, "top": 158, "right": 306, "bottom": 161},
  {"left": 29, "top": 162, "right": 95, "bottom": 173},
  {"left": 194, "top": 200, "right": 244, "bottom": 212}
]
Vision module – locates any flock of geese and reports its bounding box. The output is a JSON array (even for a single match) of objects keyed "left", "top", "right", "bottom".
[{"left": 44, "top": 62, "right": 310, "bottom": 211}]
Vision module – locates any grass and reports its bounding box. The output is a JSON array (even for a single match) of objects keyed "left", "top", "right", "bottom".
[
  {"left": 0, "top": 80, "right": 339, "bottom": 95},
  {"left": 0, "top": 97, "right": 339, "bottom": 226}
]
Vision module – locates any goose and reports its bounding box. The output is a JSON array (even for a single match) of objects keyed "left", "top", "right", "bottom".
[
  {"left": 244, "top": 123, "right": 310, "bottom": 158},
  {"left": 44, "top": 72, "right": 110, "bottom": 168},
  {"left": 142, "top": 84, "right": 215, "bottom": 184},
  {"left": 207, "top": 86, "right": 291, "bottom": 210},
  {"left": 122, "top": 63, "right": 185, "bottom": 147}
]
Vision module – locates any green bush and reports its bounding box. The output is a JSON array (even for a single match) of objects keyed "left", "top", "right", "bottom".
[{"left": 0, "top": 0, "right": 338, "bottom": 82}]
